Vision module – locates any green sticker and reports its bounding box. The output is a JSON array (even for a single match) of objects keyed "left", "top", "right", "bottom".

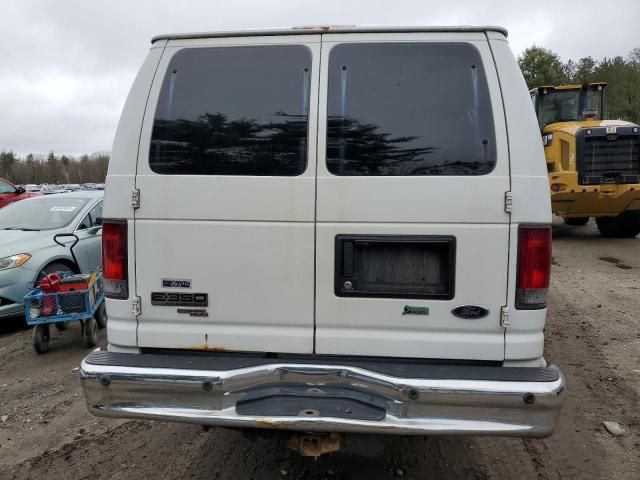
[{"left": 403, "top": 305, "right": 429, "bottom": 315}]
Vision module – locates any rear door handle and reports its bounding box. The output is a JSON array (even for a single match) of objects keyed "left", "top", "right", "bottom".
[{"left": 343, "top": 241, "right": 354, "bottom": 276}]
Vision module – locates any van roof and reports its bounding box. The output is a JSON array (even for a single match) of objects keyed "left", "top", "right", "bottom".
[{"left": 151, "top": 25, "right": 508, "bottom": 44}]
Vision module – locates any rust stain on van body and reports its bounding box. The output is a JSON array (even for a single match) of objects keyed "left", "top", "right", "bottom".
[
  {"left": 182, "top": 333, "right": 229, "bottom": 352},
  {"left": 182, "top": 346, "right": 229, "bottom": 352}
]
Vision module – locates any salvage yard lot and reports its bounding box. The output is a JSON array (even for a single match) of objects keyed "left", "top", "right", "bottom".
[{"left": 0, "top": 218, "right": 638, "bottom": 480}]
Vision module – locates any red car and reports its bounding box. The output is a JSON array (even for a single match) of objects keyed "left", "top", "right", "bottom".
[{"left": 0, "top": 178, "right": 41, "bottom": 208}]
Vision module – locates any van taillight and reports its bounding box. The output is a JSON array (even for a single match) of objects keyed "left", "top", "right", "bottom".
[
  {"left": 516, "top": 226, "right": 551, "bottom": 309},
  {"left": 102, "top": 220, "right": 128, "bottom": 299}
]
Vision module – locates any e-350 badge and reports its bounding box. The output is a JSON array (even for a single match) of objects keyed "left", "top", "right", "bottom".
[{"left": 151, "top": 292, "right": 208, "bottom": 307}]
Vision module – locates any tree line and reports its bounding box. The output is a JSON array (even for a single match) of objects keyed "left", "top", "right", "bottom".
[
  {"left": 0, "top": 151, "right": 109, "bottom": 185},
  {"left": 518, "top": 46, "right": 640, "bottom": 123}
]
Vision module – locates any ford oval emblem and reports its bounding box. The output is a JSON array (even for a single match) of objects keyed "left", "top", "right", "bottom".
[{"left": 452, "top": 305, "right": 489, "bottom": 319}]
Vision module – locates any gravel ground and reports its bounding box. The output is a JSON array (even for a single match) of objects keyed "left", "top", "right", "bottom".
[{"left": 1, "top": 218, "right": 638, "bottom": 479}]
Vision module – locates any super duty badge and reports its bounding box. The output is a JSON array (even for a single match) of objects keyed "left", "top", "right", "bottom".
[
  {"left": 162, "top": 278, "right": 192, "bottom": 289},
  {"left": 151, "top": 292, "right": 208, "bottom": 307}
]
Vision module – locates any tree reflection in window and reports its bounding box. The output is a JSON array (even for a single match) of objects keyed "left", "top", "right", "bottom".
[
  {"left": 151, "top": 112, "right": 447, "bottom": 176},
  {"left": 151, "top": 113, "right": 308, "bottom": 176}
]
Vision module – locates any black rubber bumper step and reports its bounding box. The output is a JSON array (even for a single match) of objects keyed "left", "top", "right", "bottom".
[{"left": 85, "top": 350, "right": 560, "bottom": 383}]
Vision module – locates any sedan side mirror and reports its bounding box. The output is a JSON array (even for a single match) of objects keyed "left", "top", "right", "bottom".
[
  {"left": 95, "top": 217, "right": 103, "bottom": 226},
  {"left": 15, "top": 186, "right": 25, "bottom": 194}
]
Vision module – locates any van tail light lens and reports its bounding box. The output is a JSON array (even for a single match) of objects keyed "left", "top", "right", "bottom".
[
  {"left": 516, "top": 226, "right": 552, "bottom": 309},
  {"left": 102, "top": 220, "right": 128, "bottom": 299}
]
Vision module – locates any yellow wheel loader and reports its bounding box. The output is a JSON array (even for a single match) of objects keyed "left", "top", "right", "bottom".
[{"left": 530, "top": 83, "right": 640, "bottom": 237}]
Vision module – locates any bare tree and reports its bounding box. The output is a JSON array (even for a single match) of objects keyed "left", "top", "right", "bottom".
[{"left": 0, "top": 151, "right": 110, "bottom": 185}]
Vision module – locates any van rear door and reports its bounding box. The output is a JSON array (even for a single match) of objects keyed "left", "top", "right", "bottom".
[
  {"left": 314, "top": 33, "right": 510, "bottom": 360},
  {"left": 134, "top": 35, "right": 321, "bottom": 353}
]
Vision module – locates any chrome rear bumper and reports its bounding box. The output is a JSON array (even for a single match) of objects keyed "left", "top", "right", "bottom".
[{"left": 81, "top": 350, "right": 565, "bottom": 437}]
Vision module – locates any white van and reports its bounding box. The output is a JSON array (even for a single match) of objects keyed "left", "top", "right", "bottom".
[{"left": 82, "top": 26, "right": 565, "bottom": 441}]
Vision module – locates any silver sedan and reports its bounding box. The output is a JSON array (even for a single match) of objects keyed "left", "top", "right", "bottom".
[{"left": 0, "top": 191, "right": 103, "bottom": 319}]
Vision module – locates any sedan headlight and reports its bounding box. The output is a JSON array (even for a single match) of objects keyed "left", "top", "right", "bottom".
[{"left": 0, "top": 253, "right": 31, "bottom": 271}]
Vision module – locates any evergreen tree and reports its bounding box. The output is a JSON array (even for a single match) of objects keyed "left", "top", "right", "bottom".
[{"left": 518, "top": 46, "right": 568, "bottom": 87}]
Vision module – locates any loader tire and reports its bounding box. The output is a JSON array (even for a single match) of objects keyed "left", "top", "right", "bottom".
[
  {"left": 564, "top": 217, "right": 589, "bottom": 226},
  {"left": 596, "top": 211, "right": 640, "bottom": 238}
]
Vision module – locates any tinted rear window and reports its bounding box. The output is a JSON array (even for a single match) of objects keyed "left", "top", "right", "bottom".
[
  {"left": 150, "top": 45, "right": 312, "bottom": 176},
  {"left": 326, "top": 43, "right": 496, "bottom": 176}
]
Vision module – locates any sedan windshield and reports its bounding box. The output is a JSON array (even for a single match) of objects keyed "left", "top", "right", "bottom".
[
  {"left": 0, "top": 180, "right": 15, "bottom": 193},
  {"left": 0, "top": 197, "right": 90, "bottom": 231}
]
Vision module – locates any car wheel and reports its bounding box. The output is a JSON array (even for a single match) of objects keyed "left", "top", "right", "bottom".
[
  {"left": 94, "top": 303, "right": 107, "bottom": 329},
  {"left": 32, "top": 324, "right": 50, "bottom": 354},
  {"left": 37, "top": 262, "right": 75, "bottom": 282},
  {"left": 83, "top": 316, "right": 98, "bottom": 348},
  {"left": 564, "top": 217, "right": 589, "bottom": 226}
]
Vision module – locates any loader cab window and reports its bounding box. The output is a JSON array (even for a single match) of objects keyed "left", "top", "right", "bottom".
[
  {"left": 326, "top": 42, "right": 496, "bottom": 176},
  {"left": 538, "top": 90, "right": 579, "bottom": 128},
  {"left": 582, "top": 89, "right": 602, "bottom": 119},
  {"left": 537, "top": 87, "right": 604, "bottom": 129}
]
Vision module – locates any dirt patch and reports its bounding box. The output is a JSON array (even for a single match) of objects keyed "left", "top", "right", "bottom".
[
  {"left": 599, "top": 256, "right": 633, "bottom": 270},
  {"left": 599, "top": 256, "right": 621, "bottom": 263}
]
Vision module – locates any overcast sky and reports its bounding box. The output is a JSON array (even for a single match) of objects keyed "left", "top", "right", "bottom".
[{"left": 1, "top": 0, "right": 638, "bottom": 156}]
